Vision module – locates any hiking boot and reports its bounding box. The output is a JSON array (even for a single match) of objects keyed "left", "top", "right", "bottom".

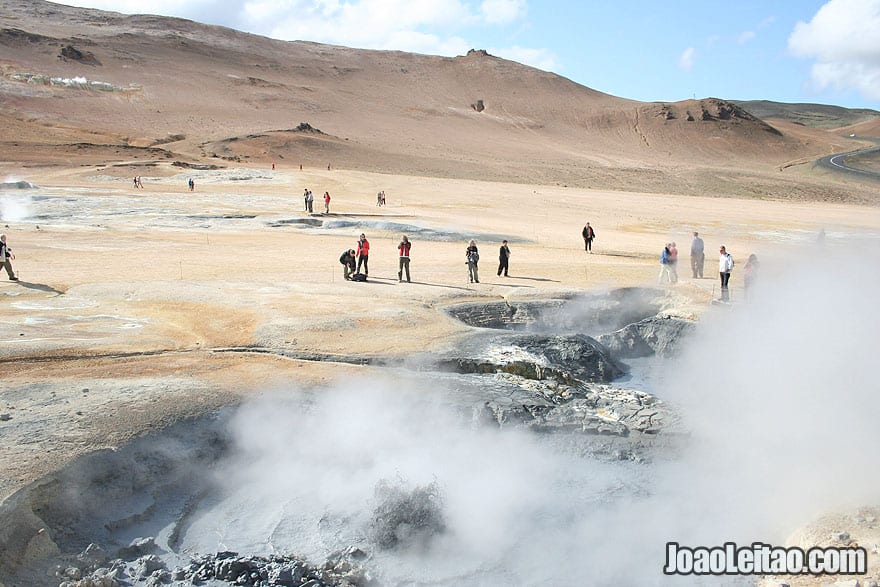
[{"left": 10, "top": 276, "right": 19, "bottom": 281}]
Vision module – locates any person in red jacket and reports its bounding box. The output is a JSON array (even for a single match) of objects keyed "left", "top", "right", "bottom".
[
  {"left": 356, "top": 234, "right": 370, "bottom": 276},
  {"left": 323, "top": 191, "right": 331, "bottom": 214}
]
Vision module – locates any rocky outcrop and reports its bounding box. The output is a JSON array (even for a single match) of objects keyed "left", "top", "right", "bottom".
[
  {"left": 439, "top": 333, "right": 626, "bottom": 385},
  {"left": 597, "top": 315, "right": 695, "bottom": 358},
  {"left": 291, "top": 122, "right": 324, "bottom": 134},
  {"left": 59, "top": 45, "right": 101, "bottom": 66},
  {"left": 56, "top": 546, "right": 370, "bottom": 587},
  {"left": 478, "top": 385, "right": 671, "bottom": 437}
]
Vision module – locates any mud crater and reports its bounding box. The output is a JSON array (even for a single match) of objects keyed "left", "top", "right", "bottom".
[{"left": 0, "top": 288, "right": 696, "bottom": 586}]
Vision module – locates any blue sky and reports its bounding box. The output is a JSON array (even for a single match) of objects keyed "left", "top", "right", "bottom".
[{"left": 63, "top": 0, "right": 880, "bottom": 109}]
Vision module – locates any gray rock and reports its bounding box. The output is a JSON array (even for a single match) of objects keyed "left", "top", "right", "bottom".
[
  {"left": 0, "top": 413, "right": 11, "bottom": 421},
  {"left": 78, "top": 542, "right": 109, "bottom": 565},
  {"left": 596, "top": 315, "right": 695, "bottom": 358},
  {"left": 117, "top": 536, "right": 157, "bottom": 559},
  {"left": 441, "top": 333, "right": 625, "bottom": 385},
  {"left": 368, "top": 480, "right": 445, "bottom": 550},
  {"left": 132, "top": 554, "right": 165, "bottom": 579}
]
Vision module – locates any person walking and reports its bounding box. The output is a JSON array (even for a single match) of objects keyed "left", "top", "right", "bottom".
[
  {"left": 582, "top": 222, "right": 596, "bottom": 252},
  {"left": 303, "top": 188, "right": 309, "bottom": 211},
  {"left": 1, "top": 234, "right": 18, "bottom": 281},
  {"left": 356, "top": 233, "right": 370, "bottom": 276},
  {"left": 323, "top": 191, "right": 331, "bottom": 214},
  {"left": 690, "top": 231, "right": 705, "bottom": 278},
  {"left": 306, "top": 190, "right": 314, "bottom": 213},
  {"left": 658, "top": 244, "right": 672, "bottom": 284},
  {"left": 188, "top": 178, "right": 195, "bottom": 191},
  {"left": 497, "top": 240, "right": 511, "bottom": 277},
  {"left": 466, "top": 240, "right": 480, "bottom": 283},
  {"left": 339, "top": 249, "right": 356, "bottom": 281},
  {"left": 668, "top": 242, "right": 679, "bottom": 283},
  {"left": 398, "top": 235, "right": 411, "bottom": 282},
  {"left": 718, "top": 245, "right": 734, "bottom": 302}
]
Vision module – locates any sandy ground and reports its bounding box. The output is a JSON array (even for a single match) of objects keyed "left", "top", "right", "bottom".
[{"left": 2, "top": 163, "right": 880, "bottom": 585}]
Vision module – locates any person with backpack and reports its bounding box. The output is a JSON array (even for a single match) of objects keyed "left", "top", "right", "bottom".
[
  {"left": 658, "top": 244, "right": 672, "bottom": 284},
  {"left": 466, "top": 240, "right": 480, "bottom": 283},
  {"left": 340, "top": 249, "right": 356, "bottom": 281},
  {"left": 718, "top": 245, "right": 734, "bottom": 301},
  {"left": 398, "top": 235, "right": 411, "bottom": 282},
  {"left": 0, "top": 234, "right": 18, "bottom": 281},
  {"left": 582, "top": 222, "right": 596, "bottom": 252}
]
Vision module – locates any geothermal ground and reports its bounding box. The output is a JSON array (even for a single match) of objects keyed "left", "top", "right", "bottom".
[{"left": 1, "top": 163, "right": 879, "bottom": 586}]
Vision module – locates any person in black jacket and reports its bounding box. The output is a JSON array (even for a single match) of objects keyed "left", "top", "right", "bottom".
[
  {"left": 339, "top": 249, "right": 356, "bottom": 280},
  {"left": 582, "top": 222, "right": 595, "bottom": 252},
  {"left": 497, "top": 240, "right": 511, "bottom": 277}
]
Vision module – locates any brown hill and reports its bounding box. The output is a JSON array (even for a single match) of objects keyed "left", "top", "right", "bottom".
[{"left": 0, "top": 0, "right": 873, "bottom": 200}]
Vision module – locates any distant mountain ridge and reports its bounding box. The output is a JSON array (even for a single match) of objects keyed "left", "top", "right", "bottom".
[{"left": 734, "top": 100, "right": 880, "bottom": 129}]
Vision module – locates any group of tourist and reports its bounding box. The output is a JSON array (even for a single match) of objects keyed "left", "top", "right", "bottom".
[
  {"left": 659, "top": 231, "right": 759, "bottom": 302},
  {"left": 0, "top": 216, "right": 761, "bottom": 302},
  {"left": 302, "top": 189, "right": 332, "bottom": 214},
  {"left": 339, "top": 236, "right": 512, "bottom": 285}
]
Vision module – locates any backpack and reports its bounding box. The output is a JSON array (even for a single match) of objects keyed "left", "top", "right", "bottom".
[{"left": 351, "top": 273, "right": 367, "bottom": 282}]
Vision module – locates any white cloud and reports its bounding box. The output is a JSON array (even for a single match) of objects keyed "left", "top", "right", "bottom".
[
  {"left": 737, "top": 30, "right": 756, "bottom": 44},
  {"left": 758, "top": 15, "right": 776, "bottom": 29},
  {"left": 679, "top": 47, "right": 695, "bottom": 72},
  {"left": 480, "top": 0, "right": 526, "bottom": 24},
  {"left": 788, "top": 0, "right": 880, "bottom": 100}
]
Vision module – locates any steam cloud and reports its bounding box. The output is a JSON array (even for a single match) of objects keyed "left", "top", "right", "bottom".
[
  {"left": 180, "top": 246, "right": 880, "bottom": 585},
  {"left": 0, "top": 178, "right": 34, "bottom": 221}
]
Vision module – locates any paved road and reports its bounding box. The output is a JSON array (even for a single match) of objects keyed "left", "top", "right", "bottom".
[{"left": 817, "top": 138, "right": 880, "bottom": 181}]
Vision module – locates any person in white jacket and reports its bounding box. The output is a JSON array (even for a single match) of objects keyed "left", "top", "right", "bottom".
[{"left": 718, "top": 245, "right": 734, "bottom": 301}]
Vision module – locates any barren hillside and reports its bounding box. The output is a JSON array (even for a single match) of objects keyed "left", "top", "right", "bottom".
[{"left": 0, "top": 0, "right": 876, "bottom": 201}]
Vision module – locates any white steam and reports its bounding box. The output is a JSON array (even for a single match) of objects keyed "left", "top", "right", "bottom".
[
  {"left": 0, "top": 195, "right": 33, "bottom": 222},
  {"left": 180, "top": 246, "right": 880, "bottom": 584},
  {"left": 657, "top": 246, "right": 880, "bottom": 540},
  {"left": 0, "top": 178, "right": 34, "bottom": 221}
]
